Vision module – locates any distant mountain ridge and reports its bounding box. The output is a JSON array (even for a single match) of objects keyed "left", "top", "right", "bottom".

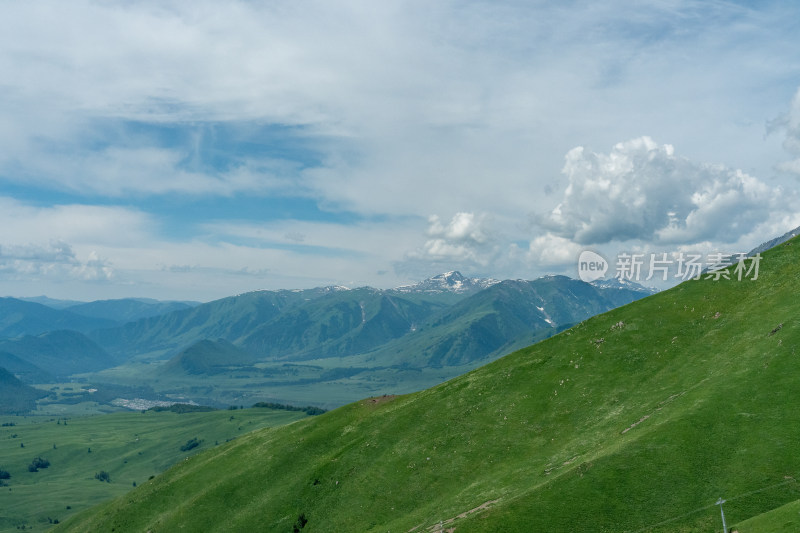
[
  {"left": 0, "top": 297, "right": 117, "bottom": 337},
  {"left": 65, "top": 298, "right": 199, "bottom": 324},
  {"left": 0, "top": 271, "right": 655, "bottom": 392}
]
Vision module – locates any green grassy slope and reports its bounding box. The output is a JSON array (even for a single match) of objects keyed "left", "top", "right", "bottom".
[
  {"left": 57, "top": 238, "right": 800, "bottom": 532},
  {"left": 0, "top": 407, "right": 308, "bottom": 531},
  {"left": 735, "top": 497, "right": 800, "bottom": 532}
]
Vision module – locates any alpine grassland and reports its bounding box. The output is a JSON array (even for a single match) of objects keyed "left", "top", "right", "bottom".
[{"left": 55, "top": 237, "right": 800, "bottom": 532}]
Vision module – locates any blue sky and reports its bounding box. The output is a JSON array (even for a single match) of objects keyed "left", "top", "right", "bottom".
[{"left": 1, "top": 0, "right": 799, "bottom": 301}]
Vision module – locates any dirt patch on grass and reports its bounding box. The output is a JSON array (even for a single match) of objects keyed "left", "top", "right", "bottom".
[
  {"left": 413, "top": 499, "right": 500, "bottom": 532},
  {"left": 361, "top": 394, "right": 397, "bottom": 407}
]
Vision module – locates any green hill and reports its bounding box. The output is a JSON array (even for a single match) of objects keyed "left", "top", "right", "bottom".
[
  {"left": 0, "top": 351, "right": 52, "bottom": 383},
  {"left": 55, "top": 239, "right": 800, "bottom": 532},
  {"left": 163, "top": 339, "right": 258, "bottom": 375},
  {"left": 0, "top": 330, "right": 117, "bottom": 379},
  {"left": 0, "top": 367, "right": 49, "bottom": 414}
]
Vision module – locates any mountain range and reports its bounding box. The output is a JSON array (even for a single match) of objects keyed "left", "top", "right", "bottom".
[
  {"left": 0, "top": 271, "right": 654, "bottom": 408},
  {"left": 90, "top": 272, "right": 652, "bottom": 365}
]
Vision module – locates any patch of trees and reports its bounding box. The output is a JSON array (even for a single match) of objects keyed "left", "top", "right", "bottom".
[
  {"left": 292, "top": 513, "right": 308, "bottom": 532},
  {"left": 95, "top": 471, "right": 111, "bottom": 483},
  {"left": 0, "top": 468, "right": 10, "bottom": 480},
  {"left": 148, "top": 404, "right": 216, "bottom": 414},
  {"left": 180, "top": 437, "right": 201, "bottom": 452},
  {"left": 27, "top": 457, "right": 50, "bottom": 472},
  {"left": 319, "top": 366, "right": 370, "bottom": 381},
  {"left": 252, "top": 402, "right": 327, "bottom": 416}
]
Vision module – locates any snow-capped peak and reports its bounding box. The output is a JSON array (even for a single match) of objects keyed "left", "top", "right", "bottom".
[{"left": 392, "top": 271, "right": 500, "bottom": 294}]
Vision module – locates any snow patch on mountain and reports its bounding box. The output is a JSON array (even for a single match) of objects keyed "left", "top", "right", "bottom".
[{"left": 590, "top": 277, "right": 658, "bottom": 294}]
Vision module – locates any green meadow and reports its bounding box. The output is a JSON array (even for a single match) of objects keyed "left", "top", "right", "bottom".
[{"left": 0, "top": 407, "right": 308, "bottom": 531}]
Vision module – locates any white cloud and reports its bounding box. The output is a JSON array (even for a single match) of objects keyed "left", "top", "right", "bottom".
[
  {"left": 4, "top": 145, "right": 293, "bottom": 197},
  {"left": 394, "top": 212, "right": 532, "bottom": 279},
  {"left": 0, "top": 0, "right": 794, "bottom": 211},
  {"left": 0, "top": 241, "right": 113, "bottom": 282},
  {"left": 0, "top": 2, "right": 799, "bottom": 299},
  {"left": 526, "top": 234, "right": 584, "bottom": 268},
  {"left": 538, "top": 137, "right": 794, "bottom": 247},
  {"left": 772, "top": 87, "right": 800, "bottom": 177},
  {"left": 408, "top": 212, "right": 496, "bottom": 264},
  {"left": 0, "top": 198, "right": 154, "bottom": 246}
]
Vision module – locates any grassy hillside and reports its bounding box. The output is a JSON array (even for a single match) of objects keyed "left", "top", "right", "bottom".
[
  {"left": 736, "top": 498, "right": 800, "bottom": 531},
  {"left": 55, "top": 237, "right": 800, "bottom": 532},
  {"left": 0, "top": 407, "right": 309, "bottom": 531}
]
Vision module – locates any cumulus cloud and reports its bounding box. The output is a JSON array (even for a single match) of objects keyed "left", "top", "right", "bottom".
[
  {"left": 526, "top": 234, "right": 584, "bottom": 268},
  {"left": 410, "top": 212, "right": 495, "bottom": 265},
  {"left": 538, "top": 136, "right": 792, "bottom": 246},
  {"left": 395, "top": 211, "right": 531, "bottom": 280},
  {"left": 0, "top": 241, "right": 113, "bottom": 282}
]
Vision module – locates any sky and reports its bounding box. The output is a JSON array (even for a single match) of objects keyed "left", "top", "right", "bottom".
[{"left": 1, "top": 0, "right": 800, "bottom": 302}]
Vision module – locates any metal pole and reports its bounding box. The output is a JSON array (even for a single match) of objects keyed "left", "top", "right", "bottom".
[{"left": 716, "top": 498, "right": 727, "bottom": 532}]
